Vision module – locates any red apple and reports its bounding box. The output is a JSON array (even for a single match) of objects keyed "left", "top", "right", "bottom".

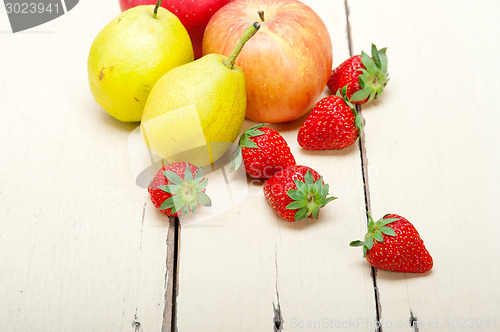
[
  {"left": 119, "top": 0, "right": 233, "bottom": 59},
  {"left": 202, "top": 0, "right": 332, "bottom": 123}
]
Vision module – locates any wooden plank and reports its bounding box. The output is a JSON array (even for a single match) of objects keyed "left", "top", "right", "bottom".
[
  {"left": 0, "top": 1, "right": 172, "bottom": 330},
  {"left": 175, "top": 1, "right": 378, "bottom": 330},
  {"left": 348, "top": 0, "right": 500, "bottom": 330}
]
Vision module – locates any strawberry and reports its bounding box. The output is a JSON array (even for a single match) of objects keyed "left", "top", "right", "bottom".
[
  {"left": 231, "top": 124, "right": 296, "bottom": 179},
  {"left": 148, "top": 162, "right": 211, "bottom": 217},
  {"left": 350, "top": 214, "right": 433, "bottom": 273},
  {"left": 297, "top": 87, "right": 362, "bottom": 150},
  {"left": 263, "top": 165, "right": 336, "bottom": 222},
  {"left": 327, "top": 44, "right": 389, "bottom": 104}
]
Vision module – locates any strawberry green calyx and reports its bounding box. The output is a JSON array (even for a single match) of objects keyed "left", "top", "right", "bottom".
[
  {"left": 158, "top": 162, "right": 211, "bottom": 215},
  {"left": 238, "top": 123, "right": 266, "bottom": 148},
  {"left": 350, "top": 213, "right": 399, "bottom": 257},
  {"left": 230, "top": 123, "right": 266, "bottom": 171},
  {"left": 286, "top": 170, "right": 337, "bottom": 221},
  {"left": 350, "top": 44, "right": 389, "bottom": 103},
  {"left": 338, "top": 86, "right": 363, "bottom": 132}
]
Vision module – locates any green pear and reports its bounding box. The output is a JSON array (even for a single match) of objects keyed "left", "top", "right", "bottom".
[
  {"left": 141, "top": 22, "right": 260, "bottom": 167},
  {"left": 88, "top": 1, "right": 193, "bottom": 122}
]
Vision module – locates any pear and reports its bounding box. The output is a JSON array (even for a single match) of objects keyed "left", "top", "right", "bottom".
[
  {"left": 88, "top": 1, "right": 193, "bottom": 122},
  {"left": 141, "top": 22, "right": 260, "bottom": 167}
]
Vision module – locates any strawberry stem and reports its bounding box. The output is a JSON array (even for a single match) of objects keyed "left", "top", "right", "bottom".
[
  {"left": 230, "top": 123, "right": 266, "bottom": 171},
  {"left": 350, "top": 44, "right": 389, "bottom": 103},
  {"left": 338, "top": 87, "right": 362, "bottom": 131},
  {"left": 350, "top": 213, "right": 399, "bottom": 257},
  {"left": 286, "top": 170, "right": 337, "bottom": 221},
  {"left": 159, "top": 162, "right": 211, "bottom": 216}
]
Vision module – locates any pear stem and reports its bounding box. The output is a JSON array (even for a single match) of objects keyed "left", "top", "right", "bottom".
[
  {"left": 223, "top": 22, "right": 261, "bottom": 70},
  {"left": 153, "top": 0, "right": 162, "bottom": 19}
]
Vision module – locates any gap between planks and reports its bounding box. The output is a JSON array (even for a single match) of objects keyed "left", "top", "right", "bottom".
[
  {"left": 160, "top": 1, "right": 397, "bottom": 330},
  {"left": 162, "top": 217, "right": 180, "bottom": 332},
  {"left": 345, "top": 2, "right": 422, "bottom": 331},
  {"left": 344, "top": 0, "right": 383, "bottom": 330}
]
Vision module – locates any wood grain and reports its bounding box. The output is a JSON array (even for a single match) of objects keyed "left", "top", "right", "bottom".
[
  {"left": 2, "top": 0, "right": 500, "bottom": 331},
  {"left": 0, "top": 1, "right": 172, "bottom": 330},
  {"left": 175, "top": 1, "right": 379, "bottom": 331},
  {"left": 348, "top": 0, "right": 500, "bottom": 330}
]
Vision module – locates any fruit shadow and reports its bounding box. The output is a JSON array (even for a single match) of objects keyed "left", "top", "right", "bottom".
[
  {"left": 277, "top": 214, "right": 327, "bottom": 231},
  {"left": 374, "top": 267, "right": 435, "bottom": 281},
  {"left": 299, "top": 142, "right": 360, "bottom": 158},
  {"left": 256, "top": 109, "right": 365, "bottom": 159},
  {"left": 95, "top": 104, "right": 139, "bottom": 133},
  {"left": 357, "top": 102, "right": 384, "bottom": 115},
  {"left": 269, "top": 109, "right": 311, "bottom": 133}
]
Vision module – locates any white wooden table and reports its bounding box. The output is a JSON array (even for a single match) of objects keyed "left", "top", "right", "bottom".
[{"left": 1, "top": 1, "right": 500, "bottom": 331}]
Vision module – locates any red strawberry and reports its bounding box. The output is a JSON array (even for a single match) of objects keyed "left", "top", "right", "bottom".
[
  {"left": 148, "top": 162, "right": 211, "bottom": 217},
  {"left": 327, "top": 44, "right": 389, "bottom": 104},
  {"left": 263, "top": 165, "right": 336, "bottom": 222},
  {"left": 350, "top": 214, "right": 433, "bottom": 273},
  {"left": 231, "top": 124, "right": 296, "bottom": 179},
  {"left": 297, "top": 88, "right": 362, "bottom": 150}
]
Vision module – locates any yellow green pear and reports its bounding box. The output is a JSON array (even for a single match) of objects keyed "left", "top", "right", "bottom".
[
  {"left": 88, "top": 2, "right": 193, "bottom": 122},
  {"left": 141, "top": 22, "right": 261, "bottom": 167}
]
